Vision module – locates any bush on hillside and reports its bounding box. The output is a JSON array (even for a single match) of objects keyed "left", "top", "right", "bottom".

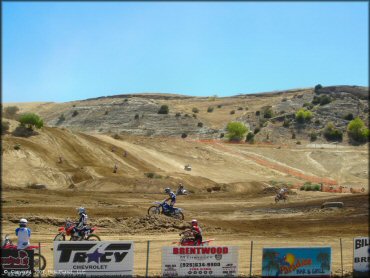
[
  {"left": 158, "top": 105, "right": 169, "bottom": 114},
  {"left": 181, "top": 133, "right": 188, "bottom": 139},
  {"left": 263, "top": 107, "right": 274, "bottom": 118},
  {"left": 230, "top": 110, "right": 235, "bottom": 115},
  {"left": 207, "top": 106, "right": 214, "bottom": 113},
  {"left": 254, "top": 127, "right": 261, "bottom": 134},
  {"left": 343, "top": 113, "right": 354, "bottom": 121},
  {"left": 18, "top": 113, "right": 43, "bottom": 130},
  {"left": 347, "top": 117, "right": 369, "bottom": 143},
  {"left": 312, "top": 95, "right": 331, "bottom": 106},
  {"left": 217, "top": 104, "right": 222, "bottom": 108},
  {"left": 283, "top": 118, "right": 290, "bottom": 128},
  {"left": 303, "top": 102, "right": 314, "bottom": 109},
  {"left": 192, "top": 107, "right": 199, "bottom": 113},
  {"left": 226, "top": 122, "right": 248, "bottom": 142},
  {"left": 72, "top": 110, "right": 79, "bottom": 117},
  {"left": 2, "top": 121, "right": 10, "bottom": 135},
  {"left": 237, "top": 107, "right": 243, "bottom": 111},
  {"left": 309, "top": 132, "right": 318, "bottom": 142},
  {"left": 323, "top": 122, "right": 343, "bottom": 141},
  {"left": 175, "top": 112, "right": 181, "bottom": 117},
  {"left": 4, "top": 106, "right": 19, "bottom": 119},
  {"left": 295, "top": 108, "right": 313, "bottom": 123},
  {"left": 197, "top": 122, "right": 203, "bottom": 127},
  {"left": 255, "top": 110, "right": 260, "bottom": 116},
  {"left": 246, "top": 132, "right": 254, "bottom": 143}
]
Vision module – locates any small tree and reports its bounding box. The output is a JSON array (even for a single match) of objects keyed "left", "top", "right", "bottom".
[
  {"left": 246, "top": 132, "right": 254, "bottom": 143},
  {"left": 192, "top": 107, "right": 199, "bottom": 113},
  {"left": 4, "top": 106, "right": 19, "bottom": 119},
  {"left": 18, "top": 113, "right": 44, "bottom": 130},
  {"left": 158, "top": 105, "right": 169, "bottom": 114},
  {"left": 263, "top": 108, "right": 274, "bottom": 118},
  {"left": 347, "top": 117, "right": 369, "bottom": 143},
  {"left": 197, "top": 122, "right": 203, "bottom": 127},
  {"left": 309, "top": 132, "right": 317, "bottom": 142},
  {"left": 226, "top": 122, "right": 248, "bottom": 142},
  {"left": 314, "top": 84, "right": 323, "bottom": 93}
]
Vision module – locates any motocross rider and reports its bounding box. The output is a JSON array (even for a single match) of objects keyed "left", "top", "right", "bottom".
[
  {"left": 164, "top": 188, "right": 176, "bottom": 213},
  {"left": 191, "top": 219, "right": 203, "bottom": 246},
  {"left": 15, "top": 218, "right": 31, "bottom": 249},
  {"left": 74, "top": 207, "right": 88, "bottom": 238},
  {"left": 277, "top": 187, "right": 288, "bottom": 199}
]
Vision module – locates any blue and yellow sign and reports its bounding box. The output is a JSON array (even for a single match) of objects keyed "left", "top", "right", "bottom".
[{"left": 262, "top": 247, "right": 331, "bottom": 277}]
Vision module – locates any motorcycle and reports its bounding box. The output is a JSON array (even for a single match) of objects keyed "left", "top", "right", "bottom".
[
  {"left": 176, "top": 187, "right": 189, "bottom": 196},
  {"left": 53, "top": 220, "right": 101, "bottom": 241},
  {"left": 1, "top": 234, "right": 46, "bottom": 271},
  {"left": 275, "top": 193, "right": 288, "bottom": 203},
  {"left": 172, "top": 230, "right": 214, "bottom": 246},
  {"left": 147, "top": 201, "right": 184, "bottom": 220}
]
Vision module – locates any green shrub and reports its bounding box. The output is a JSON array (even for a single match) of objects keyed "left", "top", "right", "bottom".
[
  {"left": 283, "top": 119, "right": 290, "bottom": 128},
  {"left": 296, "top": 141, "right": 301, "bottom": 145},
  {"left": 255, "top": 111, "right": 260, "bottom": 116},
  {"left": 295, "top": 108, "right": 313, "bottom": 123},
  {"left": 18, "top": 113, "right": 43, "bottom": 129},
  {"left": 4, "top": 106, "right": 19, "bottom": 119},
  {"left": 314, "top": 119, "right": 321, "bottom": 125},
  {"left": 309, "top": 132, "right": 317, "bottom": 142},
  {"left": 192, "top": 114, "right": 197, "bottom": 118},
  {"left": 2, "top": 121, "right": 10, "bottom": 135},
  {"left": 181, "top": 133, "right": 188, "bottom": 138},
  {"left": 226, "top": 122, "right": 248, "bottom": 142},
  {"left": 192, "top": 107, "right": 199, "bottom": 113},
  {"left": 158, "top": 105, "right": 169, "bottom": 114},
  {"left": 220, "top": 133, "right": 224, "bottom": 138},
  {"left": 197, "top": 122, "right": 203, "bottom": 127},
  {"left": 14, "top": 144, "right": 21, "bottom": 150},
  {"left": 237, "top": 107, "right": 243, "bottom": 111},
  {"left": 312, "top": 95, "right": 331, "bottom": 106},
  {"left": 145, "top": 172, "right": 155, "bottom": 178},
  {"left": 104, "top": 111, "right": 108, "bottom": 115},
  {"left": 347, "top": 117, "right": 369, "bottom": 143},
  {"left": 124, "top": 98, "right": 128, "bottom": 102},
  {"left": 343, "top": 113, "right": 354, "bottom": 121},
  {"left": 323, "top": 122, "right": 343, "bottom": 141},
  {"left": 300, "top": 185, "right": 305, "bottom": 191},
  {"left": 207, "top": 106, "right": 214, "bottom": 113},
  {"left": 217, "top": 104, "right": 222, "bottom": 108},
  {"left": 282, "top": 97, "right": 288, "bottom": 102},
  {"left": 254, "top": 127, "right": 260, "bottom": 134},
  {"left": 246, "top": 132, "right": 254, "bottom": 143},
  {"left": 263, "top": 108, "right": 274, "bottom": 118},
  {"left": 245, "top": 107, "right": 249, "bottom": 110},
  {"left": 313, "top": 184, "right": 321, "bottom": 191},
  {"left": 230, "top": 110, "right": 235, "bottom": 115},
  {"left": 72, "top": 110, "right": 79, "bottom": 117}
]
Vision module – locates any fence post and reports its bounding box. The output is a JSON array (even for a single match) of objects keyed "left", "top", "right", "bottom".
[
  {"left": 38, "top": 242, "right": 41, "bottom": 278},
  {"left": 249, "top": 240, "right": 253, "bottom": 277},
  {"left": 340, "top": 238, "right": 344, "bottom": 278},
  {"left": 145, "top": 240, "right": 150, "bottom": 278}
]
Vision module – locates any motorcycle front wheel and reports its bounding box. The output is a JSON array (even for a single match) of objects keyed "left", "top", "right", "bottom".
[
  {"left": 87, "top": 234, "right": 101, "bottom": 241},
  {"left": 34, "top": 253, "right": 47, "bottom": 271},
  {"left": 53, "top": 233, "right": 65, "bottom": 241},
  {"left": 148, "top": 206, "right": 160, "bottom": 215},
  {"left": 173, "top": 212, "right": 184, "bottom": 220}
]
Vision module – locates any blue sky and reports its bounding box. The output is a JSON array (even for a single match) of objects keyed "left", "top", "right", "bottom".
[{"left": 3, "top": 2, "right": 368, "bottom": 102}]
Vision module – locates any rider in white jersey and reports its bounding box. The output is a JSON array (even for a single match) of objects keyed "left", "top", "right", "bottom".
[{"left": 15, "top": 219, "right": 31, "bottom": 249}]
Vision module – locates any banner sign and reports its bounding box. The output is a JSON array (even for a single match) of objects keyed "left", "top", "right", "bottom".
[
  {"left": 262, "top": 247, "right": 331, "bottom": 277},
  {"left": 353, "top": 237, "right": 369, "bottom": 278},
  {"left": 54, "top": 241, "right": 134, "bottom": 277},
  {"left": 0, "top": 249, "right": 34, "bottom": 277},
  {"left": 162, "top": 246, "right": 239, "bottom": 277}
]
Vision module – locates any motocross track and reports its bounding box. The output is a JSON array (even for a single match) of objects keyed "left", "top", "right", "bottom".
[{"left": 1, "top": 125, "right": 369, "bottom": 276}]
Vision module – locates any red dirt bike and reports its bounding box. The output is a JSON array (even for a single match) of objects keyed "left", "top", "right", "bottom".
[
  {"left": 1, "top": 234, "right": 46, "bottom": 271},
  {"left": 53, "top": 220, "right": 101, "bottom": 241},
  {"left": 172, "top": 230, "right": 215, "bottom": 246}
]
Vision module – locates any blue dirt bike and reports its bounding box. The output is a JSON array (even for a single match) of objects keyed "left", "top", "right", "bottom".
[{"left": 147, "top": 201, "right": 184, "bottom": 220}]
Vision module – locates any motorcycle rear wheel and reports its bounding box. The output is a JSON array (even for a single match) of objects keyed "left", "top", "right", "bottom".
[
  {"left": 87, "top": 234, "right": 101, "bottom": 241},
  {"left": 34, "top": 253, "right": 46, "bottom": 271},
  {"left": 148, "top": 206, "right": 160, "bottom": 215},
  {"left": 53, "top": 233, "right": 65, "bottom": 241}
]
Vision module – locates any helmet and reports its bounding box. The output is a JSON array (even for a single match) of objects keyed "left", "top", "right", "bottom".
[
  {"left": 191, "top": 219, "right": 198, "bottom": 226},
  {"left": 164, "top": 188, "right": 171, "bottom": 193},
  {"left": 19, "top": 218, "right": 28, "bottom": 227},
  {"left": 179, "top": 183, "right": 184, "bottom": 188},
  {"left": 77, "top": 207, "right": 86, "bottom": 214}
]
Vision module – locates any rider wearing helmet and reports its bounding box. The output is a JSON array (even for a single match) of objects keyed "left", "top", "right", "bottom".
[
  {"left": 164, "top": 188, "right": 176, "bottom": 213},
  {"left": 277, "top": 187, "right": 288, "bottom": 199},
  {"left": 191, "top": 219, "right": 202, "bottom": 246},
  {"left": 74, "top": 207, "right": 88, "bottom": 238},
  {"left": 15, "top": 218, "right": 31, "bottom": 249}
]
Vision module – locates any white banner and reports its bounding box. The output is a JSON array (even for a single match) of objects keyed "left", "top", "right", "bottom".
[
  {"left": 53, "top": 241, "right": 134, "bottom": 277},
  {"left": 353, "top": 237, "right": 369, "bottom": 278},
  {"left": 162, "top": 246, "right": 239, "bottom": 277}
]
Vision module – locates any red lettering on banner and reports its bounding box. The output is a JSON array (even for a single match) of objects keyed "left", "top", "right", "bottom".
[
  {"left": 172, "top": 247, "right": 229, "bottom": 255},
  {"left": 173, "top": 248, "right": 178, "bottom": 254}
]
